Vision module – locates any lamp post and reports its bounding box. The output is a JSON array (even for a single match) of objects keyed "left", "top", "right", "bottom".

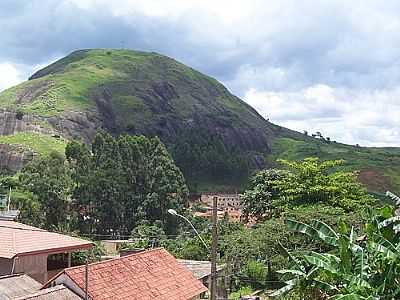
[
  {"left": 168, "top": 198, "right": 218, "bottom": 300},
  {"left": 167, "top": 209, "right": 209, "bottom": 250}
]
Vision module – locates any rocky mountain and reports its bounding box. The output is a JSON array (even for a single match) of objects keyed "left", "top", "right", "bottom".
[{"left": 0, "top": 49, "right": 398, "bottom": 193}]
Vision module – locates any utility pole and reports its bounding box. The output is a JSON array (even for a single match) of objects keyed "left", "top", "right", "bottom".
[
  {"left": 210, "top": 196, "right": 218, "bottom": 300},
  {"left": 85, "top": 251, "right": 89, "bottom": 300}
]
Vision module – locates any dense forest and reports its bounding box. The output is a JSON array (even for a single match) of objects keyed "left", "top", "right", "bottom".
[
  {"left": 170, "top": 127, "right": 249, "bottom": 190},
  {"left": 2, "top": 133, "right": 400, "bottom": 299},
  {"left": 2, "top": 132, "right": 188, "bottom": 236}
]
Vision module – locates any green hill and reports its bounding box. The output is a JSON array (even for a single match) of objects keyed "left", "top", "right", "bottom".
[{"left": 0, "top": 48, "right": 398, "bottom": 193}]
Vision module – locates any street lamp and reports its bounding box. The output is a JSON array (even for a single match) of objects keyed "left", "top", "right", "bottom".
[
  {"left": 169, "top": 198, "right": 218, "bottom": 300},
  {"left": 167, "top": 209, "right": 209, "bottom": 250}
]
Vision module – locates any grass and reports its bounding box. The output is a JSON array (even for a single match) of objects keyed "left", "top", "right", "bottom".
[
  {"left": 271, "top": 137, "right": 400, "bottom": 193},
  {"left": 0, "top": 48, "right": 398, "bottom": 194},
  {"left": 0, "top": 132, "right": 67, "bottom": 155},
  {"left": 0, "top": 49, "right": 266, "bottom": 129},
  {"left": 0, "top": 49, "right": 164, "bottom": 116},
  {"left": 229, "top": 286, "right": 254, "bottom": 300}
]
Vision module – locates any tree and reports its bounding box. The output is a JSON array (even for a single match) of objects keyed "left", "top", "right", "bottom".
[
  {"left": 241, "top": 169, "right": 288, "bottom": 221},
  {"left": 245, "top": 260, "right": 267, "bottom": 288},
  {"left": 129, "top": 220, "right": 167, "bottom": 248},
  {"left": 170, "top": 126, "right": 249, "bottom": 189},
  {"left": 273, "top": 205, "right": 400, "bottom": 299},
  {"left": 67, "top": 132, "right": 188, "bottom": 235},
  {"left": 277, "top": 158, "right": 374, "bottom": 210},
  {"left": 19, "top": 151, "right": 72, "bottom": 229},
  {"left": 221, "top": 204, "right": 365, "bottom": 293},
  {"left": 241, "top": 158, "right": 375, "bottom": 219},
  {"left": 143, "top": 137, "right": 188, "bottom": 232}
]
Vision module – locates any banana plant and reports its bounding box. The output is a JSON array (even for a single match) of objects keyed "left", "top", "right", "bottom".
[{"left": 272, "top": 206, "right": 400, "bottom": 299}]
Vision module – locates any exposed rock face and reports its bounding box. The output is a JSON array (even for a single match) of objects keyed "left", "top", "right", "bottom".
[
  {"left": 0, "top": 49, "right": 302, "bottom": 176},
  {"left": 0, "top": 144, "right": 34, "bottom": 172},
  {"left": 48, "top": 111, "right": 103, "bottom": 144},
  {"left": 0, "top": 109, "right": 54, "bottom": 136}
]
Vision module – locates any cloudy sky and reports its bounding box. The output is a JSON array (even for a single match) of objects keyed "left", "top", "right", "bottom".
[{"left": 1, "top": 0, "right": 399, "bottom": 146}]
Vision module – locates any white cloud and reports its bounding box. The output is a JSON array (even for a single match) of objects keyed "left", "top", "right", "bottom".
[
  {"left": 244, "top": 85, "right": 400, "bottom": 147},
  {"left": 2, "top": 0, "right": 400, "bottom": 146},
  {"left": 0, "top": 63, "right": 22, "bottom": 91},
  {"left": 67, "top": 0, "right": 260, "bottom": 24}
]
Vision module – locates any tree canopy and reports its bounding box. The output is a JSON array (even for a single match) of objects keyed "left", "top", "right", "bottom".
[
  {"left": 66, "top": 132, "right": 188, "bottom": 235},
  {"left": 241, "top": 158, "right": 375, "bottom": 221}
]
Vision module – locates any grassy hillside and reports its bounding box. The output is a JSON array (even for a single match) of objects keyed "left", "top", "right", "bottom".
[
  {"left": 270, "top": 137, "right": 400, "bottom": 194},
  {"left": 0, "top": 48, "right": 398, "bottom": 193},
  {"left": 0, "top": 49, "right": 285, "bottom": 189},
  {"left": 0, "top": 132, "right": 67, "bottom": 155},
  {"left": 0, "top": 49, "right": 263, "bottom": 125}
]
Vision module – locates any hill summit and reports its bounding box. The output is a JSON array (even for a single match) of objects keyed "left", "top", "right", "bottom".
[{"left": 0, "top": 49, "right": 399, "bottom": 192}]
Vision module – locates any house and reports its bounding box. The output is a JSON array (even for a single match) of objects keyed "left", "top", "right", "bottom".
[
  {"left": 0, "top": 220, "right": 93, "bottom": 283},
  {"left": 194, "top": 208, "right": 243, "bottom": 223},
  {"left": 0, "top": 210, "right": 19, "bottom": 221},
  {"left": 0, "top": 274, "right": 42, "bottom": 299},
  {"left": 13, "top": 285, "right": 81, "bottom": 300},
  {"left": 193, "top": 209, "right": 226, "bottom": 220},
  {"left": 44, "top": 248, "right": 208, "bottom": 300},
  {"left": 0, "top": 273, "right": 80, "bottom": 300},
  {"left": 200, "top": 193, "right": 242, "bottom": 211},
  {"left": 100, "top": 239, "right": 134, "bottom": 255},
  {"left": 178, "top": 259, "right": 226, "bottom": 299}
]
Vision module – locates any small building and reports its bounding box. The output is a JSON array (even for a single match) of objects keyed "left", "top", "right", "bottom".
[
  {"left": 99, "top": 240, "right": 133, "bottom": 255},
  {"left": 14, "top": 285, "right": 82, "bottom": 300},
  {"left": 194, "top": 208, "right": 243, "bottom": 223},
  {"left": 0, "top": 220, "right": 93, "bottom": 283},
  {"left": 178, "top": 259, "right": 226, "bottom": 299},
  {"left": 0, "top": 273, "right": 42, "bottom": 299},
  {"left": 0, "top": 210, "right": 20, "bottom": 221},
  {"left": 0, "top": 273, "right": 81, "bottom": 300},
  {"left": 44, "top": 248, "right": 207, "bottom": 300},
  {"left": 200, "top": 193, "right": 242, "bottom": 211}
]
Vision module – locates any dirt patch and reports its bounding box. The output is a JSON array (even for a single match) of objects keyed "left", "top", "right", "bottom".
[{"left": 357, "top": 168, "right": 393, "bottom": 192}]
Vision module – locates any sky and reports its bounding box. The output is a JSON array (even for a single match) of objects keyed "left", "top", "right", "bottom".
[{"left": 1, "top": 0, "right": 399, "bottom": 147}]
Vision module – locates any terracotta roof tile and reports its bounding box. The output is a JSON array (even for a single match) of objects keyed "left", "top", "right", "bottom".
[
  {"left": 56, "top": 248, "right": 207, "bottom": 300},
  {"left": 0, "top": 220, "right": 93, "bottom": 259}
]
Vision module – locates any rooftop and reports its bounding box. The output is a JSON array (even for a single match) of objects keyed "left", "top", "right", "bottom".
[
  {"left": 178, "top": 260, "right": 225, "bottom": 279},
  {"left": 47, "top": 248, "right": 207, "bottom": 300},
  {"left": 0, "top": 210, "right": 20, "bottom": 221},
  {"left": 0, "top": 220, "right": 93, "bottom": 259},
  {"left": 0, "top": 274, "right": 41, "bottom": 299},
  {"left": 13, "top": 285, "right": 81, "bottom": 300}
]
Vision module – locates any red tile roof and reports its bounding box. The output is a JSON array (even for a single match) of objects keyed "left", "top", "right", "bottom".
[
  {"left": 0, "top": 220, "right": 93, "bottom": 259},
  {"left": 50, "top": 248, "right": 208, "bottom": 300}
]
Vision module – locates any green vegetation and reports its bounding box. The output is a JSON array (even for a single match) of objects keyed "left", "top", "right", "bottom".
[
  {"left": 0, "top": 49, "right": 158, "bottom": 116},
  {"left": 271, "top": 137, "right": 400, "bottom": 193},
  {"left": 0, "top": 49, "right": 247, "bottom": 119},
  {"left": 0, "top": 49, "right": 399, "bottom": 193},
  {"left": 0, "top": 49, "right": 277, "bottom": 191},
  {"left": 0, "top": 132, "right": 67, "bottom": 155},
  {"left": 6, "top": 132, "right": 187, "bottom": 234},
  {"left": 19, "top": 152, "right": 71, "bottom": 228},
  {"left": 228, "top": 286, "right": 254, "bottom": 300},
  {"left": 170, "top": 127, "right": 249, "bottom": 191},
  {"left": 242, "top": 158, "right": 374, "bottom": 221},
  {"left": 67, "top": 131, "right": 188, "bottom": 235},
  {"left": 273, "top": 206, "right": 400, "bottom": 299},
  {"left": 219, "top": 158, "right": 380, "bottom": 296}
]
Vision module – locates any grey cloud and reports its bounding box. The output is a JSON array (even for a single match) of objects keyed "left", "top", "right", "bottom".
[
  {"left": 1, "top": 0, "right": 400, "bottom": 146},
  {"left": 3, "top": 0, "right": 400, "bottom": 92}
]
